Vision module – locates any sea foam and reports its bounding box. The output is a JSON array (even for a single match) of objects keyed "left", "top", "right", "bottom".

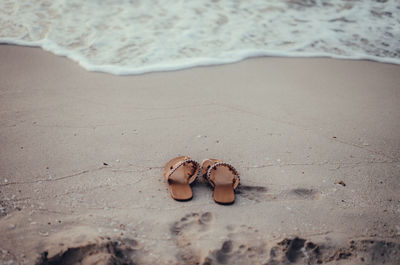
[{"left": 1, "top": 0, "right": 399, "bottom": 75}]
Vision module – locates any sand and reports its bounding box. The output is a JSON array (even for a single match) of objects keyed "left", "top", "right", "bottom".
[{"left": 0, "top": 45, "right": 400, "bottom": 265}]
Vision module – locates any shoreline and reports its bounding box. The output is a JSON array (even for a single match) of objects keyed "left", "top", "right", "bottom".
[
  {"left": 2, "top": 41, "right": 400, "bottom": 75},
  {"left": 1, "top": 45, "right": 399, "bottom": 264}
]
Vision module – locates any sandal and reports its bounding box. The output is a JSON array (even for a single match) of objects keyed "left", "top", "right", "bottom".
[
  {"left": 164, "top": 156, "right": 200, "bottom": 201},
  {"left": 201, "top": 159, "right": 240, "bottom": 204}
]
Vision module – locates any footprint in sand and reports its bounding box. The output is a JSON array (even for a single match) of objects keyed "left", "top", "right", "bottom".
[
  {"left": 265, "top": 237, "right": 400, "bottom": 265},
  {"left": 171, "top": 213, "right": 271, "bottom": 265},
  {"left": 205, "top": 239, "right": 270, "bottom": 265},
  {"left": 36, "top": 238, "right": 141, "bottom": 265},
  {"left": 170, "top": 212, "right": 213, "bottom": 236},
  {"left": 287, "top": 188, "right": 321, "bottom": 200},
  {"left": 170, "top": 212, "right": 214, "bottom": 264},
  {"left": 267, "top": 237, "right": 321, "bottom": 264},
  {"left": 236, "top": 185, "right": 270, "bottom": 203},
  {"left": 204, "top": 224, "right": 269, "bottom": 265},
  {"left": 236, "top": 185, "right": 321, "bottom": 203}
]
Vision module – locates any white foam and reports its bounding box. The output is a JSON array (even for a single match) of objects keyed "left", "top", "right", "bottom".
[{"left": 1, "top": 0, "right": 399, "bottom": 75}]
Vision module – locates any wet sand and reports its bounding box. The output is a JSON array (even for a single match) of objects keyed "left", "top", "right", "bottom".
[{"left": 0, "top": 45, "right": 400, "bottom": 264}]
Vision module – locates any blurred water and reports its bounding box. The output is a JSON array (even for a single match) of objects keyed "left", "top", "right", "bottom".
[{"left": 1, "top": 0, "right": 399, "bottom": 75}]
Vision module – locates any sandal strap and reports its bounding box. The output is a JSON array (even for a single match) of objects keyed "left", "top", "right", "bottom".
[
  {"left": 167, "top": 159, "right": 200, "bottom": 184},
  {"left": 206, "top": 162, "right": 240, "bottom": 189}
]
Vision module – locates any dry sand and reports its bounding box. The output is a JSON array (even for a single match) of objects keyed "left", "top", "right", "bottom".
[{"left": 0, "top": 45, "right": 400, "bottom": 265}]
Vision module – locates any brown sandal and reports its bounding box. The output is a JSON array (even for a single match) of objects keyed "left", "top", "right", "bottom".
[
  {"left": 164, "top": 156, "right": 200, "bottom": 201},
  {"left": 201, "top": 159, "right": 240, "bottom": 204}
]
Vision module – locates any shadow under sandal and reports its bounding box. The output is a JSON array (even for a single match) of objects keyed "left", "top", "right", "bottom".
[
  {"left": 164, "top": 156, "right": 200, "bottom": 201},
  {"left": 202, "top": 159, "right": 240, "bottom": 205}
]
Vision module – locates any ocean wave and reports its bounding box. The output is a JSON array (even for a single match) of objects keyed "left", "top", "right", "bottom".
[{"left": 1, "top": 0, "right": 399, "bottom": 75}]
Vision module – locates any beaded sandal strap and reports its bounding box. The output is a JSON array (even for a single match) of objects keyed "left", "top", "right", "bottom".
[
  {"left": 167, "top": 159, "right": 200, "bottom": 184},
  {"left": 206, "top": 162, "right": 240, "bottom": 189}
]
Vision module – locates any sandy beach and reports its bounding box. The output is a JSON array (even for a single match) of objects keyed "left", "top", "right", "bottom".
[{"left": 0, "top": 45, "right": 400, "bottom": 264}]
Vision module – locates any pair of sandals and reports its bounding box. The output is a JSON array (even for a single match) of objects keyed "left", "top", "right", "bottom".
[{"left": 163, "top": 156, "right": 240, "bottom": 204}]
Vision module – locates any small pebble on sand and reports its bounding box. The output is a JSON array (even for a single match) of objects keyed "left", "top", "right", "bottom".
[{"left": 337, "top": 180, "right": 346, "bottom": 186}]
